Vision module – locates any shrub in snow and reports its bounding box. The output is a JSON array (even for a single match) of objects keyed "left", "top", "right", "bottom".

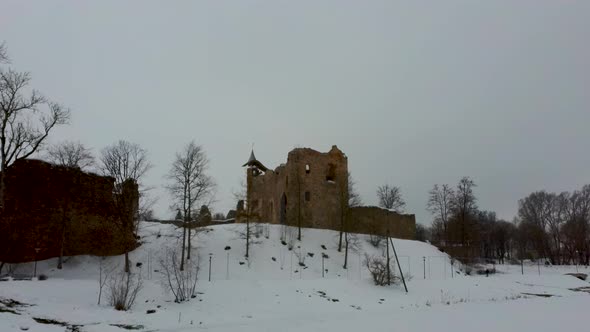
[
  {"left": 364, "top": 254, "right": 399, "bottom": 286},
  {"left": 38, "top": 274, "right": 48, "bottom": 281},
  {"left": 108, "top": 272, "right": 143, "bottom": 311},
  {"left": 366, "top": 233, "right": 385, "bottom": 248},
  {"left": 159, "top": 248, "right": 200, "bottom": 303}
]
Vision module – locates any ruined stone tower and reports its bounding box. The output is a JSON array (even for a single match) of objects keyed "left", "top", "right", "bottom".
[
  {"left": 238, "top": 145, "right": 416, "bottom": 239},
  {"left": 241, "top": 145, "right": 348, "bottom": 229}
]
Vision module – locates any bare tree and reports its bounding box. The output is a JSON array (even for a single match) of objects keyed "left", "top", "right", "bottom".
[
  {"left": 107, "top": 271, "right": 143, "bottom": 311},
  {"left": 377, "top": 184, "right": 406, "bottom": 212},
  {"left": 451, "top": 177, "right": 478, "bottom": 247},
  {"left": 166, "top": 141, "right": 214, "bottom": 270},
  {"left": 364, "top": 253, "right": 398, "bottom": 286},
  {"left": 100, "top": 140, "right": 151, "bottom": 185},
  {"left": 426, "top": 184, "right": 454, "bottom": 244},
  {"left": 100, "top": 140, "right": 152, "bottom": 272},
  {"left": 0, "top": 58, "right": 71, "bottom": 209},
  {"left": 45, "top": 140, "right": 95, "bottom": 170},
  {"left": 518, "top": 187, "right": 590, "bottom": 265}
]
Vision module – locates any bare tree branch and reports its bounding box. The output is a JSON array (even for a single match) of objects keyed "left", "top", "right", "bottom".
[
  {"left": 0, "top": 60, "right": 71, "bottom": 209},
  {"left": 45, "top": 140, "right": 95, "bottom": 170},
  {"left": 100, "top": 140, "right": 152, "bottom": 272},
  {"left": 377, "top": 184, "right": 405, "bottom": 213},
  {"left": 0, "top": 42, "right": 8, "bottom": 64}
]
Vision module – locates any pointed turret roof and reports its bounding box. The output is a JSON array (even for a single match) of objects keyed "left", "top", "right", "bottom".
[{"left": 242, "top": 149, "right": 268, "bottom": 172}]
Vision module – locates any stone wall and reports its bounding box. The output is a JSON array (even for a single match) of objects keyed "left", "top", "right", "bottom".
[
  {"left": 346, "top": 206, "right": 416, "bottom": 239},
  {"left": 0, "top": 159, "right": 138, "bottom": 263}
]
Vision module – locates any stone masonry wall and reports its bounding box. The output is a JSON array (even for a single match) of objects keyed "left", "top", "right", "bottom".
[
  {"left": 346, "top": 206, "right": 416, "bottom": 239},
  {"left": 244, "top": 146, "right": 348, "bottom": 230},
  {"left": 0, "top": 159, "right": 138, "bottom": 263},
  {"left": 239, "top": 146, "right": 416, "bottom": 240}
]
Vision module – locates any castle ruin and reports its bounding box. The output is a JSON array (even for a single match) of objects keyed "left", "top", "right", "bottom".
[{"left": 238, "top": 146, "right": 416, "bottom": 239}]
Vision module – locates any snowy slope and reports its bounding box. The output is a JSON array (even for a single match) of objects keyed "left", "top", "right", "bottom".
[
  {"left": 1, "top": 222, "right": 589, "bottom": 332},
  {"left": 23, "top": 222, "right": 453, "bottom": 282}
]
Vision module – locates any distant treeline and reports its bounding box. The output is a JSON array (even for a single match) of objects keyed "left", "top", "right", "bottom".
[{"left": 419, "top": 177, "right": 590, "bottom": 265}]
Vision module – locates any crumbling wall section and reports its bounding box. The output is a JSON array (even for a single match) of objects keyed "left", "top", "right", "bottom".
[
  {"left": 0, "top": 159, "right": 138, "bottom": 263},
  {"left": 346, "top": 206, "right": 416, "bottom": 239}
]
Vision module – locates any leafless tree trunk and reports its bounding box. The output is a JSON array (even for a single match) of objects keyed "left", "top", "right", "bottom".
[
  {"left": 339, "top": 173, "right": 359, "bottom": 252},
  {"left": 297, "top": 172, "right": 302, "bottom": 241},
  {"left": 180, "top": 216, "right": 187, "bottom": 270},
  {"left": 234, "top": 179, "right": 257, "bottom": 258},
  {"left": 386, "top": 231, "right": 391, "bottom": 285},
  {"left": 166, "top": 141, "right": 214, "bottom": 269},
  {"left": 344, "top": 232, "right": 349, "bottom": 268}
]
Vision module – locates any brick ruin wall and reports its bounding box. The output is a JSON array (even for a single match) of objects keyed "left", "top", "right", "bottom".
[
  {"left": 0, "top": 159, "right": 138, "bottom": 263},
  {"left": 239, "top": 146, "right": 416, "bottom": 239}
]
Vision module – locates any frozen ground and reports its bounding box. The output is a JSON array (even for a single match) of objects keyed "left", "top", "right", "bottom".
[{"left": 1, "top": 222, "right": 588, "bottom": 331}]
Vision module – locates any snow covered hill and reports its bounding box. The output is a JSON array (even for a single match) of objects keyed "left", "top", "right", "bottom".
[
  {"left": 21, "top": 222, "right": 453, "bottom": 282},
  {"left": 1, "top": 222, "right": 589, "bottom": 332}
]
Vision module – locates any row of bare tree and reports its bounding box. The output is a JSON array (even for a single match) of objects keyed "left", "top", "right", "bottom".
[
  {"left": 423, "top": 176, "right": 590, "bottom": 265},
  {"left": 516, "top": 186, "right": 590, "bottom": 265}
]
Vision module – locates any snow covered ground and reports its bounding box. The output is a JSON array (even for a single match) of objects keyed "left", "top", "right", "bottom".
[{"left": 1, "top": 222, "right": 588, "bottom": 331}]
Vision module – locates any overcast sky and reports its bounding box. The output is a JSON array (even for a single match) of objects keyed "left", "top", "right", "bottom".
[{"left": 1, "top": 0, "right": 589, "bottom": 224}]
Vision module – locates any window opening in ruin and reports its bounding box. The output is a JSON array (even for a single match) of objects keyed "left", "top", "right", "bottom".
[
  {"left": 286, "top": 176, "right": 288, "bottom": 187},
  {"left": 305, "top": 164, "right": 310, "bottom": 174},
  {"left": 305, "top": 191, "right": 310, "bottom": 201},
  {"left": 326, "top": 163, "right": 336, "bottom": 182}
]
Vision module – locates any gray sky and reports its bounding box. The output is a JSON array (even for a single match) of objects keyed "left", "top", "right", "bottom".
[{"left": 1, "top": 0, "right": 589, "bottom": 224}]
